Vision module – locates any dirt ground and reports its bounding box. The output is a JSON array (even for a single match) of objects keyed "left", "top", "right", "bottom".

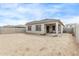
[{"left": 0, "top": 33, "right": 79, "bottom": 56}]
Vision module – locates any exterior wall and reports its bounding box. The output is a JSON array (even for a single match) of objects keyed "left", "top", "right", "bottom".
[
  {"left": 26, "top": 22, "right": 63, "bottom": 34},
  {"left": 0, "top": 27, "right": 26, "bottom": 34},
  {"left": 26, "top": 24, "right": 46, "bottom": 34},
  {"left": 58, "top": 24, "right": 61, "bottom": 33},
  {"left": 56, "top": 22, "right": 64, "bottom": 34},
  {"left": 15, "top": 28, "right": 26, "bottom": 33},
  {"left": 63, "top": 27, "right": 73, "bottom": 33},
  {"left": 73, "top": 24, "right": 79, "bottom": 43}
]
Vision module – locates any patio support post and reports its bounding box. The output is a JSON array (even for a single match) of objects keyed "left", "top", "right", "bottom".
[
  {"left": 56, "top": 22, "right": 58, "bottom": 35},
  {"left": 61, "top": 25, "right": 63, "bottom": 34}
]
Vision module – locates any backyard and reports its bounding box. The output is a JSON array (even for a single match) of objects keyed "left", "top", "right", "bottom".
[{"left": 0, "top": 33, "right": 79, "bottom": 56}]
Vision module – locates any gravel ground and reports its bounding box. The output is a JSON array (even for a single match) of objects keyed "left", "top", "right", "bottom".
[{"left": 0, "top": 33, "right": 79, "bottom": 56}]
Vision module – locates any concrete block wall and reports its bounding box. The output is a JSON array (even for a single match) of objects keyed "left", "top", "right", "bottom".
[
  {"left": 15, "top": 28, "right": 26, "bottom": 33},
  {"left": 0, "top": 27, "right": 26, "bottom": 34},
  {"left": 64, "top": 24, "right": 77, "bottom": 33},
  {"left": 63, "top": 27, "right": 73, "bottom": 33},
  {"left": 64, "top": 24, "right": 79, "bottom": 44},
  {"left": 74, "top": 24, "right": 79, "bottom": 43}
]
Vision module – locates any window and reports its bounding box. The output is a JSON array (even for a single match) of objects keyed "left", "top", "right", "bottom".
[
  {"left": 28, "top": 26, "right": 32, "bottom": 31},
  {"left": 36, "top": 25, "right": 41, "bottom": 31}
]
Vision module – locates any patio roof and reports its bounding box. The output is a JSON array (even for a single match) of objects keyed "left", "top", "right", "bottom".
[{"left": 26, "top": 19, "right": 64, "bottom": 26}]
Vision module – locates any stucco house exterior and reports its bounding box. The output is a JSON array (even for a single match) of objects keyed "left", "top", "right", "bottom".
[{"left": 26, "top": 19, "right": 64, "bottom": 35}]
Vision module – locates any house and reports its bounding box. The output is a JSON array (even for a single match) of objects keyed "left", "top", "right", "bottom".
[
  {"left": 65, "top": 23, "right": 77, "bottom": 28},
  {"left": 64, "top": 23, "right": 77, "bottom": 33},
  {"left": 26, "top": 19, "right": 64, "bottom": 35}
]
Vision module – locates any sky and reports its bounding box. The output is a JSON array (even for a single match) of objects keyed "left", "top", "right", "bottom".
[{"left": 0, "top": 3, "right": 79, "bottom": 26}]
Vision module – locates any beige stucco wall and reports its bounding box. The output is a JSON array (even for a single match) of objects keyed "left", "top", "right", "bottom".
[
  {"left": 26, "top": 22, "right": 64, "bottom": 35},
  {"left": 26, "top": 24, "right": 46, "bottom": 34}
]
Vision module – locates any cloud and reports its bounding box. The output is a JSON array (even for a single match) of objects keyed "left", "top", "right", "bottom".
[
  {"left": 15, "top": 5, "right": 44, "bottom": 20},
  {"left": 0, "top": 3, "right": 79, "bottom": 26},
  {"left": 62, "top": 16, "right": 79, "bottom": 24},
  {"left": 15, "top": 3, "right": 63, "bottom": 20},
  {"left": 0, "top": 3, "right": 18, "bottom": 9},
  {"left": 0, "top": 19, "right": 28, "bottom": 26}
]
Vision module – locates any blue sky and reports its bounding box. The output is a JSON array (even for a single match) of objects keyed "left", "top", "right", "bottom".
[{"left": 0, "top": 3, "right": 79, "bottom": 26}]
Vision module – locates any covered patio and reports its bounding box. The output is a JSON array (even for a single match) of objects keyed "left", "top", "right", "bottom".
[{"left": 44, "top": 22, "right": 64, "bottom": 35}]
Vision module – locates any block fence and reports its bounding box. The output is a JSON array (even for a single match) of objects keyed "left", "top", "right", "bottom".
[
  {"left": 0, "top": 27, "right": 26, "bottom": 34},
  {"left": 74, "top": 24, "right": 79, "bottom": 43}
]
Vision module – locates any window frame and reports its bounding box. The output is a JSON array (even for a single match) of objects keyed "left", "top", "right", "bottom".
[
  {"left": 28, "top": 26, "right": 32, "bottom": 31},
  {"left": 36, "top": 25, "right": 41, "bottom": 31}
]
